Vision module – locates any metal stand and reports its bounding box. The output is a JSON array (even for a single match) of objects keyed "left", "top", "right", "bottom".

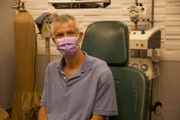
[
  {"left": 133, "top": 0, "right": 154, "bottom": 29},
  {"left": 45, "top": 38, "right": 51, "bottom": 66}
]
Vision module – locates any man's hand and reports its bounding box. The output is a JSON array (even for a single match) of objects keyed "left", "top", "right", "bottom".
[
  {"left": 90, "top": 115, "right": 104, "bottom": 120},
  {"left": 38, "top": 107, "right": 48, "bottom": 120}
]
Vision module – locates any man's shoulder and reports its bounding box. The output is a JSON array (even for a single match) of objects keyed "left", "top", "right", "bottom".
[
  {"left": 87, "top": 55, "right": 105, "bottom": 64},
  {"left": 87, "top": 55, "right": 109, "bottom": 70},
  {"left": 47, "top": 59, "right": 61, "bottom": 69}
]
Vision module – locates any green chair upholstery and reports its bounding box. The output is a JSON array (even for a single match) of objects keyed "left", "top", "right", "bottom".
[
  {"left": 82, "top": 21, "right": 148, "bottom": 120},
  {"left": 82, "top": 21, "right": 129, "bottom": 66}
]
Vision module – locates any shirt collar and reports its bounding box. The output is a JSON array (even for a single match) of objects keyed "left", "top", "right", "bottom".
[{"left": 56, "top": 52, "right": 93, "bottom": 73}]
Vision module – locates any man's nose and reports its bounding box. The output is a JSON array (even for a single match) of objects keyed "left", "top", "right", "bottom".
[{"left": 64, "top": 33, "right": 68, "bottom": 37}]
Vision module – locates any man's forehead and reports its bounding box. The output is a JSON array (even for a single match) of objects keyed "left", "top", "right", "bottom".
[
  {"left": 54, "top": 21, "right": 77, "bottom": 32},
  {"left": 55, "top": 20, "right": 75, "bottom": 27}
]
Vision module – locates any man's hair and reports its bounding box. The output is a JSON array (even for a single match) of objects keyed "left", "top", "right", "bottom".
[{"left": 52, "top": 14, "right": 80, "bottom": 37}]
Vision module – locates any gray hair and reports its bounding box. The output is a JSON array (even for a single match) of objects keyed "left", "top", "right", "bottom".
[{"left": 51, "top": 14, "right": 80, "bottom": 37}]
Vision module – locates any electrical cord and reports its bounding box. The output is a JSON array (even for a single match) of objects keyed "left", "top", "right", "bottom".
[
  {"left": 152, "top": 101, "right": 162, "bottom": 116},
  {"left": 151, "top": 101, "right": 164, "bottom": 120}
]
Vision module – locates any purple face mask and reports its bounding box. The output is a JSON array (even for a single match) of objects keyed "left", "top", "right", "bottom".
[{"left": 56, "top": 36, "right": 78, "bottom": 59}]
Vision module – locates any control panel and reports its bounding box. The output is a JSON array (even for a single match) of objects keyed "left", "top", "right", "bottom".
[
  {"left": 129, "top": 58, "right": 160, "bottom": 80},
  {"left": 130, "top": 27, "right": 162, "bottom": 50}
]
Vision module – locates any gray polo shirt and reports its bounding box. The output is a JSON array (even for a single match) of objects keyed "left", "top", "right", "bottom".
[{"left": 40, "top": 53, "right": 118, "bottom": 120}]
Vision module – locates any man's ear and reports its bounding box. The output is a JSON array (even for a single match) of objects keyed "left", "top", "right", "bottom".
[
  {"left": 78, "top": 32, "right": 84, "bottom": 43},
  {"left": 52, "top": 37, "right": 56, "bottom": 44}
]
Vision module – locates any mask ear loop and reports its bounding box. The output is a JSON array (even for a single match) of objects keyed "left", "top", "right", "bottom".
[
  {"left": 76, "top": 32, "right": 80, "bottom": 38},
  {"left": 76, "top": 33, "right": 80, "bottom": 41}
]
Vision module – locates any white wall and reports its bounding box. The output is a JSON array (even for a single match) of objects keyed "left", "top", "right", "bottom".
[
  {"left": 150, "top": 61, "right": 180, "bottom": 120},
  {"left": 24, "top": 0, "right": 180, "bottom": 61}
]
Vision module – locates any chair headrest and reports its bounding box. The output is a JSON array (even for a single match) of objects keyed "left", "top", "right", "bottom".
[{"left": 82, "top": 21, "right": 129, "bottom": 66}]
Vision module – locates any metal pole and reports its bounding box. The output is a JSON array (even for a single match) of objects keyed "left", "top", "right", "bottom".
[
  {"left": 45, "top": 38, "right": 51, "bottom": 65},
  {"left": 151, "top": 0, "right": 154, "bottom": 27},
  {"left": 135, "top": 0, "right": 138, "bottom": 5},
  {"left": 135, "top": 0, "right": 138, "bottom": 29}
]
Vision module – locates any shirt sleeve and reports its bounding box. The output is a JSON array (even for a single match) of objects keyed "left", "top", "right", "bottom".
[
  {"left": 93, "top": 70, "right": 118, "bottom": 116},
  {"left": 40, "top": 69, "right": 48, "bottom": 107}
]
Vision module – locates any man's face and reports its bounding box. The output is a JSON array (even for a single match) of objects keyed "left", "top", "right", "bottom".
[
  {"left": 54, "top": 20, "right": 78, "bottom": 40},
  {"left": 52, "top": 20, "right": 83, "bottom": 45}
]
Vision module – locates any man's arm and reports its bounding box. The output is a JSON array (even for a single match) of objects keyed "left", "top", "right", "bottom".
[
  {"left": 38, "top": 106, "right": 48, "bottom": 120},
  {"left": 92, "top": 69, "right": 118, "bottom": 118},
  {"left": 91, "top": 115, "right": 104, "bottom": 120}
]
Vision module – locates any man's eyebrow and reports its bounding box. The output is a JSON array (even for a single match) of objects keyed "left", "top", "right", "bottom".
[
  {"left": 67, "top": 30, "right": 76, "bottom": 32},
  {"left": 55, "top": 32, "right": 63, "bottom": 36},
  {"left": 67, "top": 30, "right": 76, "bottom": 33}
]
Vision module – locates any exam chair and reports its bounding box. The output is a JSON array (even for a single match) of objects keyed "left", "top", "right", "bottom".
[{"left": 82, "top": 21, "right": 148, "bottom": 120}]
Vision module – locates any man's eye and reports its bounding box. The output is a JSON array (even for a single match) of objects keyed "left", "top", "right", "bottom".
[
  {"left": 57, "top": 33, "right": 63, "bottom": 37},
  {"left": 67, "top": 31, "right": 75, "bottom": 35}
]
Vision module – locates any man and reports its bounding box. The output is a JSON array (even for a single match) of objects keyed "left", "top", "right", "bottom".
[{"left": 38, "top": 14, "right": 118, "bottom": 120}]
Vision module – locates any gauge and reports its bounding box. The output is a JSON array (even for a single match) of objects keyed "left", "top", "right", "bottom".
[
  {"left": 140, "top": 64, "right": 148, "bottom": 71},
  {"left": 132, "top": 63, "right": 139, "bottom": 68}
]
